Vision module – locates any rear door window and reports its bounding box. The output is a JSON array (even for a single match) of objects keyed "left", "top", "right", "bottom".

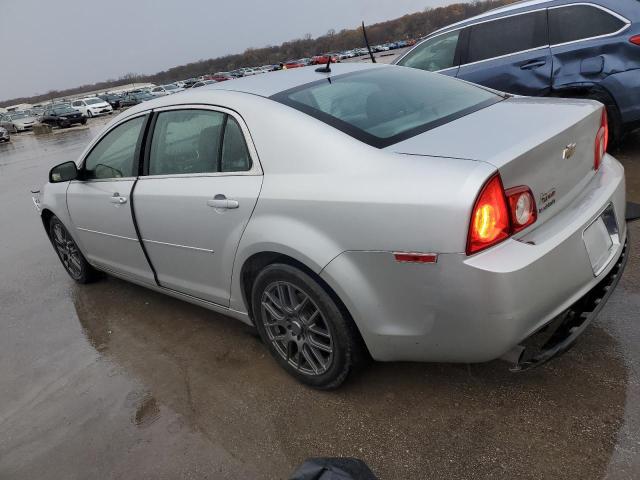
[
  {"left": 548, "top": 5, "right": 626, "bottom": 45},
  {"left": 396, "top": 30, "right": 461, "bottom": 72},
  {"left": 466, "top": 11, "right": 547, "bottom": 63},
  {"left": 149, "top": 110, "right": 225, "bottom": 176}
]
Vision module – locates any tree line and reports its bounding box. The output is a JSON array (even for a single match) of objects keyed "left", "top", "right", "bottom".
[{"left": 1, "top": 0, "right": 516, "bottom": 107}]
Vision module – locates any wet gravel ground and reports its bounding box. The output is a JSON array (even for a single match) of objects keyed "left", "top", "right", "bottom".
[{"left": 0, "top": 115, "right": 639, "bottom": 479}]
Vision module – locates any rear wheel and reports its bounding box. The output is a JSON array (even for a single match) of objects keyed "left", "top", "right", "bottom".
[
  {"left": 49, "top": 216, "right": 99, "bottom": 283},
  {"left": 251, "top": 263, "right": 365, "bottom": 389}
]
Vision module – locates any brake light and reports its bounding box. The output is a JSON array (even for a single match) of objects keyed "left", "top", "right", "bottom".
[
  {"left": 594, "top": 108, "right": 608, "bottom": 170},
  {"left": 630, "top": 35, "right": 640, "bottom": 45},
  {"left": 467, "top": 174, "right": 538, "bottom": 255},
  {"left": 467, "top": 174, "right": 510, "bottom": 255}
]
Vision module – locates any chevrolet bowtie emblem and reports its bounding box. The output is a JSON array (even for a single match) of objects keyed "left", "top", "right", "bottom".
[{"left": 563, "top": 143, "right": 577, "bottom": 160}]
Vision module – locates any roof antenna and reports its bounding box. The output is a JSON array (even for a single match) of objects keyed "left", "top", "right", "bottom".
[
  {"left": 315, "top": 56, "right": 332, "bottom": 73},
  {"left": 362, "top": 21, "right": 377, "bottom": 63}
]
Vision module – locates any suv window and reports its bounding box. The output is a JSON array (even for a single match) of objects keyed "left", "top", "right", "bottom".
[
  {"left": 549, "top": 5, "right": 625, "bottom": 45},
  {"left": 466, "top": 11, "right": 547, "bottom": 63},
  {"left": 84, "top": 116, "right": 145, "bottom": 180},
  {"left": 221, "top": 117, "right": 251, "bottom": 172},
  {"left": 149, "top": 109, "right": 225, "bottom": 175},
  {"left": 396, "top": 30, "right": 460, "bottom": 72}
]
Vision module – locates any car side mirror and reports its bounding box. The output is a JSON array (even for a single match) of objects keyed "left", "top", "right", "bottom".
[{"left": 49, "top": 161, "right": 78, "bottom": 183}]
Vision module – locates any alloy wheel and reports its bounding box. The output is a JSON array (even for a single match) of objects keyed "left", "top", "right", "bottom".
[
  {"left": 52, "top": 222, "right": 83, "bottom": 279},
  {"left": 261, "top": 281, "right": 334, "bottom": 375}
]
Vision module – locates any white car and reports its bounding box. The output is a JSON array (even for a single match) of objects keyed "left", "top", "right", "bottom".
[
  {"left": 149, "top": 84, "right": 185, "bottom": 96},
  {"left": 71, "top": 98, "right": 113, "bottom": 118}
]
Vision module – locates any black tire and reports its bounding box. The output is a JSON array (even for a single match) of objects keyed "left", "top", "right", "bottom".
[
  {"left": 81, "top": 118, "right": 87, "bottom": 125},
  {"left": 87, "top": 110, "right": 93, "bottom": 118},
  {"left": 251, "top": 263, "right": 365, "bottom": 389},
  {"left": 12, "top": 125, "right": 18, "bottom": 134},
  {"left": 49, "top": 216, "right": 99, "bottom": 284}
]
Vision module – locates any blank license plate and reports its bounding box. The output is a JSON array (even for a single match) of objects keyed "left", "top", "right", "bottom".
[{"left": 583, "top": 215, "right": 614, "bottom": 275}]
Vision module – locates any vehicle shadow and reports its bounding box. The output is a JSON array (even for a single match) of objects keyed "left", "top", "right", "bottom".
[{"left": 71, "top": 276, "right": 628, "bottom": 480}]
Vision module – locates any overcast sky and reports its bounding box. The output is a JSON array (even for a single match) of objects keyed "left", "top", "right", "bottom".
[{"left": 0, "top": 0, "right": 465, "bottom": 102}]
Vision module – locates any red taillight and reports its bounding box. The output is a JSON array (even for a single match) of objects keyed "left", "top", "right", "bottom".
[
  {"left": 594, "top": 108, "right": 608, "bottom": 170},
  {"left": 467, "top": 174, "right": 510, "bottom": 255},
  {"left": 467, "top": 174, "right": 538, "bottom": 255},
  {"left": 394, "top": 252, "right": 438, "bottom": 263},
  {"left": 630, "top": 34, "right": 640, "bottom": 45}
]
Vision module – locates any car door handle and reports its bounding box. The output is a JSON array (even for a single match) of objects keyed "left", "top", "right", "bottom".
[
  {"left": 207, "top": 196, "right": 239, "bottom": 209},
  {"left": 110, "top": 193, "right": 127, "bottom": 204},
  {"left": 520, "top": 59, "right": 546, "bottom": 70}
]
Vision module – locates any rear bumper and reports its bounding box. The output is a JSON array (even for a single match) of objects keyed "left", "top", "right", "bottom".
[
  {"left": 320, "top": 155, "right": 627, "bottom": 363},
  {"left": 506, "top": 237, "right": 628, "bottom": 370}
]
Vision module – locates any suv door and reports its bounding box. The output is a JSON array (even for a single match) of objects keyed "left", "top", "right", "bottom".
[
  {"left": 456, "top": 10, "right": 551, "bottom": 96},
  {"left": 548, "top": 4, "right": 630, "bottom": 87},
  {"left": 395, "top": 29, "right": 463, "bottom": 77},
  {"left": 67, "top": 114, "right": 155, "bottom": 283},
  {"left": 133, "top": 106, "right": 262, "bottom": 306}
]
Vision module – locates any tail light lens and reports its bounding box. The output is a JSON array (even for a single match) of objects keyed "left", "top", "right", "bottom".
[
  {"left": 467, "top": 174, "right": 538, "bottom": 255},
  {"left": 506, "top": 186, "right": 537, "bottom": 233},
  {"left": 467, "top": 174, "right": 510, "bottom": 255},
  {"left": 594, "top": 108, "right": 608, "bottom": 171},
  {"left": 630, "top": 35, "right": 640, "bottom": 45}
]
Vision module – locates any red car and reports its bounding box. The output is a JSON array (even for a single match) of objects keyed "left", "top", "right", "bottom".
[
  {"left": 283, "top": 60, "right": 305, "bottom": 69},
  {"left": 311, "top": 54, "right": 339, "bottom": 65},
  {"left": 209, "top": 73, "right": 233, "bottom": 82}
]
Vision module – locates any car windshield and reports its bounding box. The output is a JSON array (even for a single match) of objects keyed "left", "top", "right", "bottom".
[
  {"left": 271, "top": 67, "right": 502, "bottom": 148},
  {"left": 164, "top": 84, "right": 179, "bottom": 90},
  {"left": 85, "top": 98, "right": 103, "bottom": 105},
  {"left": 10, "top": 113, "right": 29, "bottom": 119}
]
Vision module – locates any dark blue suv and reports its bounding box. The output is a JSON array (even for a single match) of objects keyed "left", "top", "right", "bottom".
[{"left": 396, "top": 0, "right": 640, "bottom": 145}]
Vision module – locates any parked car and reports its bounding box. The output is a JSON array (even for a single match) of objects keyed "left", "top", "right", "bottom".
[
  {"left": 120, "top": 92, "right": 155, "bottom": 107},
  {"left": 149, "top": 84, "right": 185, "bottom": 96},
  {"left": 311, "top": 54, "right": 339, "bottom": 65},
  {"left": 211, "top": 72, "right": 233, "bottom": 82},
  {"left": 0, "top": 126, "right": 10, "bottom": 142},
  {"left": 395, "top": 0, "right": 640, "bottom": 145},
  {"left": 98, "top": 93, "right": 123, "bottom": 110},
  {"left": 37, "top": 63, "right": 628, "bottom": 389},
  {"left": 71, "top": 98, "right": 113, "bottom": 118},
  {"left": 41, "top": 105, "right": 86, "bottom": 128},
  {"left": 0, "top": 112, "right": 39, "bottom": 133},
  {"left": 191, "top": 80, "right": 217, "bottom": 88},
  {"left": 283, "top": 59, "right": 307, "bottom": 69}
]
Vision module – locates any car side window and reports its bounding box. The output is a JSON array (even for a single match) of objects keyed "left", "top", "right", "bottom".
[
  {"left": 396, "top": 30, "right": 461, "bottom": 72},
  {"left": 548, "top": 5, "right": 626, "bottom": 45},
  {"left": 149, "top": 109, "right": 225, "bottom": 175},
  {"left": 221, "top": 117, "right": 252, "bottom": 172},
  {"left": 84, "top": 116, "right": 145, "bottom": 180},
  {"left": 466, "top": 11, "right": 547, "bottom": 63}
]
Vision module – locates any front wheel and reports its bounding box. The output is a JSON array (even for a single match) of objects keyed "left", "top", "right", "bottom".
[
  {"left": 49, "top": 216, "right": 99, "bottom": 283},
  {"left": 251, "top": 263, "right": 365, "bottom": 389},
  {"left": 87, "top": 110, "right": 93, "bottom": 118}
]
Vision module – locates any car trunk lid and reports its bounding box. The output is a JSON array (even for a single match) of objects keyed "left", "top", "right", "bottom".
[{"left": 389, "top": 96, "right": 603, "bottom": 227}]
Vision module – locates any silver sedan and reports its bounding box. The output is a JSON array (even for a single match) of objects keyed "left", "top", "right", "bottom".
[{"left": 35, "top": 63, "right": 628, "bottom": 388}]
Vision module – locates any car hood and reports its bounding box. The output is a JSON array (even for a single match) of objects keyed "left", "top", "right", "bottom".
[
  {"left": 88, "top": 102, "right": 110, "bottom": 108},
  {"left": 14, "top": 116, "right": 38, "bottom": 124}
]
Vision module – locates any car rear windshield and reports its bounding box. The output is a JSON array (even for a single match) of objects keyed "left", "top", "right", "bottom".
[{"left": 270, "top": 67, "right": 502, "bottom": 148}]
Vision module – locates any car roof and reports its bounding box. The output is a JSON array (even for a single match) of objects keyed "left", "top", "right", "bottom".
[{"left": 206, "top": 62, "right": 386, "bottom": 98}]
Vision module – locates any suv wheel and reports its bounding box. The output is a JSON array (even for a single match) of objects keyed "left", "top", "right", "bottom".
[{"left": 251, "top": 263, "right": 365, "bottom": 389}]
